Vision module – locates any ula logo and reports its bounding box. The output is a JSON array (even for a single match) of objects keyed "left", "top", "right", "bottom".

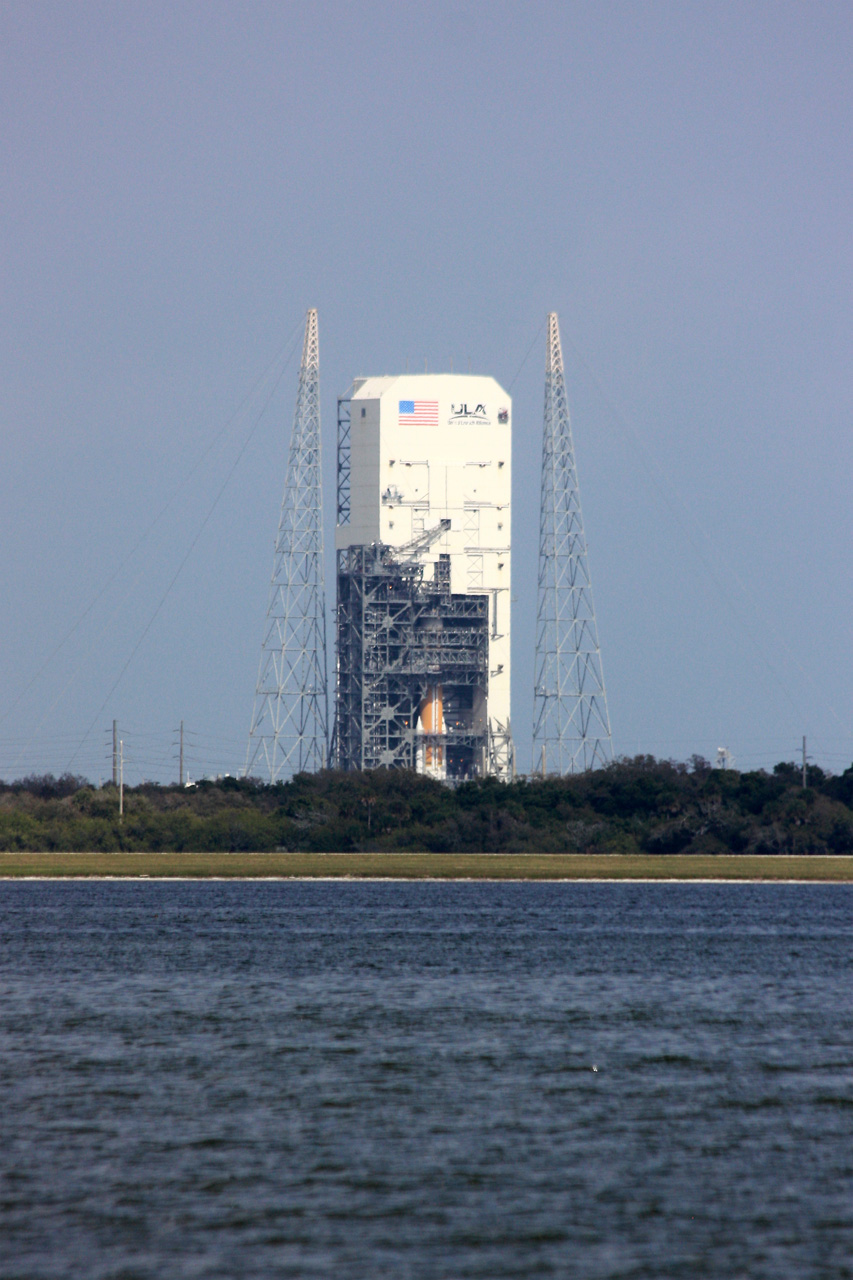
[
  {"left": 450, "top": 403, "right": 489, "bottom": 421},
  {"left": 497, "top": 407, "right": 509, "bottom": 424}
]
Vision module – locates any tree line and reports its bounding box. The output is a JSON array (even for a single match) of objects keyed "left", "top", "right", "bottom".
[{"left": 2, "top": 756, "right": 853, "bottom": 854}]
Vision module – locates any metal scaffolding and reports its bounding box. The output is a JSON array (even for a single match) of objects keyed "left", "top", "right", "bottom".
[
  {"left": 246, "top": 308, "right": 328, "bottom": 781},
  {"left": 533, "top": 312, "right": 613, "bottom": 774},
  {"left": 335, "top": 545, "right": 490, "bottom": 776}
]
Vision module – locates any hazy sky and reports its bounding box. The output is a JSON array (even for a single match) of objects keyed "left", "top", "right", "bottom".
[{"left": 1, "top": 0, "right": 850, "bottom": 783}]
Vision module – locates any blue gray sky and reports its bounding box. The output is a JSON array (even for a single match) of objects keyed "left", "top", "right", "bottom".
[{"left": 1, "top": 1, "right": 850, "bottom": 782}]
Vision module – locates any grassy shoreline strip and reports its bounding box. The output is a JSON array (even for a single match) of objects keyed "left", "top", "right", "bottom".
[{"left": 1, "top": 853, "right": 853, "bottom": 880}]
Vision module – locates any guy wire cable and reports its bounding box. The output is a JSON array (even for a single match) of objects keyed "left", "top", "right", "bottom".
[
  {"left": 0, "top": 318, "right": 304, "bottom": 732},
  {"left": 64, "top": 338, "right": 300, "bottom": 773}
]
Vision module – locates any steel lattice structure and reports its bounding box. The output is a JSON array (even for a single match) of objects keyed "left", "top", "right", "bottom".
[
  {"left": 246, "top": 308, "right": 328, "bottom": 781},
  {"left": 335, "top": 546, "right": 490, "bottom": 774},
  {"left": 533, "top": 312, "right": 613, "bottom": 774}
]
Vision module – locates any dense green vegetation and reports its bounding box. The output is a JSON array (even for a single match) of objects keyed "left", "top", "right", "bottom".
[{"left": 2, "top": 756, "right": 853, "bottom": 854}]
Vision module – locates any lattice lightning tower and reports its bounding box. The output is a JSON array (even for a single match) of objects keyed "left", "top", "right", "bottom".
[
  {"left": 246, "top": 308, "right": 328, "bottom": 781},
  {"left": 533, "top": 312, "right": 613, "bottom": 773}
]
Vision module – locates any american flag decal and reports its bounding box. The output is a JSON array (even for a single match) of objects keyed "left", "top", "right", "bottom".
[{"left": 399, "top": 400, "right": 439, "bottom": 427}]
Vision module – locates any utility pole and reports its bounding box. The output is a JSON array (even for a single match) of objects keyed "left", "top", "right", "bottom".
[
  {"left": 802, "top": 735, "right": 807, "bottom": 789},
  {"left": 119, "top": 740, "right": 124, "bottom": 820},
  {"left": 246, "top": 308, "right": 328, "bottom": 782},
  {"left": 179, "top": 720, "right": 184, "bottom": 788},
  {"left": 533, "top": 312, "right": 613, "bottom": 775},
  {"left": 112, "top": 720, "right": 118, "bottom": 785}
]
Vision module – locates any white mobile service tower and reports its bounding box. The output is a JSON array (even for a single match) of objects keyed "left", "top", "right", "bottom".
[{"left": 334, "top": 374, "right": 513, "bottom": 780}]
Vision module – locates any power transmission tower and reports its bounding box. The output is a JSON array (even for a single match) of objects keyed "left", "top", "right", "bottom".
[
  {"left": 533, "top": 312, "right": 613, "bottom": 774},
  {"left": 246, "top": 308, "right": 328, "bottom": 782}
]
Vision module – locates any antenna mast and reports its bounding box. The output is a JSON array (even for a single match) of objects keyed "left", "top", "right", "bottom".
[
  {"left": 533, "top": 312, "right": 613, "bottom": 774},
  {"left": 246, "top": 308, "right": 328, "bottom": 782}
]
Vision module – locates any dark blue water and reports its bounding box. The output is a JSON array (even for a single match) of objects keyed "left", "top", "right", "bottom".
[{"left": 0, "top": 882, "right": 851, "bottom": 1279}]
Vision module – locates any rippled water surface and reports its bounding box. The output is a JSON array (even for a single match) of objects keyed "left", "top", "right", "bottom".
[{"left": 1, "top": 881, "right": 851, "bottom": 1278}]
